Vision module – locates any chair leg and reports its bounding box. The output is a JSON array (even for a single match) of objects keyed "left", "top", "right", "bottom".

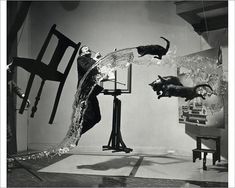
[
  {"left": 212, "top": 153, "right": 217, "bottom": 165},
  {"left": 19, "top": 74, "right": 35, "bottom": 114},
  {"left": 49, "top": 81, "right": 65, "bottom": 124},
  {"left": 193, "top": 150, "right": 201, "bottom": 162},
  {"left": 31, "top": 80, "right": 45, "bottom": 118},
  {"left": 203, "top": 152, "right": 207, "bottom": 170}
]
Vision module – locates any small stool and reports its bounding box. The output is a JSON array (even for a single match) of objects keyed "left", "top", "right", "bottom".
[{"left": 192, "top": 136, "right": 221, "bottom": 170}]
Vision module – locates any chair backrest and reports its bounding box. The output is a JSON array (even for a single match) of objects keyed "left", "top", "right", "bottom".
[{"left": 37, "top": 24, "right": 80, "bottom": 74}]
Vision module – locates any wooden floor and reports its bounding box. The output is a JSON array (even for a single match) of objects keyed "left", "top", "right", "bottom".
[{"left": 7, "top": 154, "right": 228, "bottom": 187}]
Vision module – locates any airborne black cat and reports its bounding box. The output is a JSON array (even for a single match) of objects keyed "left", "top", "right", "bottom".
[
  {"left": 149, "top": 75, "right": 183, "bottom": 95},
  {"left": 158, "top": 84, "right": 213, "bottom": 101},
  {"left": 137, "top": 37, "right": 170, "bottom": 59}
]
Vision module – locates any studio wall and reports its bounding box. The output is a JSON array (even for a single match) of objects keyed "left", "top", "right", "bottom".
[{"left": 16, "top": 1, "right": 228, "bottom": 158}]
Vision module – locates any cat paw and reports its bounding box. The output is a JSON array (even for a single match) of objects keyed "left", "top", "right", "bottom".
[{"left": 154, "top": 56, "right": 161, "bottom": 59}]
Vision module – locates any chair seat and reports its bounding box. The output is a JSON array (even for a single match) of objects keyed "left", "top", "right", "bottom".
[
  {"left": 193, "top": 148, "right": 217, "bottom": 153},
  {"left": 13, "top": 57, "right": 64, "bottom": 81},
  {"left": 196, "top": 136, "right": 220, "bottom": 140}
]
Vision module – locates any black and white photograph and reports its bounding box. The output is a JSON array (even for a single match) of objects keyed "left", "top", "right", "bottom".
[{"left": 0, "top": 0, "right": 234, "bottom": 187}]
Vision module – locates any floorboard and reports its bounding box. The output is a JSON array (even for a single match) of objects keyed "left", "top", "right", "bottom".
[{"left": 7, "top": 154, "right": 228, "bottom": 187}]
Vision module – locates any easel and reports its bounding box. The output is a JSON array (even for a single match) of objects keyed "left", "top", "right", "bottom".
[{"left": 102, "top": 64, "right": 133, "bottom": 153}]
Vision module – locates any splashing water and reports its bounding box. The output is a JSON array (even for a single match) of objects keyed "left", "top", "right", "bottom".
[{"left": 8, "top": 46, "right": 227, "bottom": 161}]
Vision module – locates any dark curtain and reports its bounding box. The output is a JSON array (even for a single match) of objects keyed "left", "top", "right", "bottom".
[{"left": 7, "top": 1, "right": 31, "bottom": 154}]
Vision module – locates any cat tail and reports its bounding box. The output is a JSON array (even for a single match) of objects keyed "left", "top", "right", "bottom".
[
  {"left": 194, "top": 84, "right": 213, "bottom": 92},
  {"left": 160, "top": 37, "right": 170, "bottom": 52}
]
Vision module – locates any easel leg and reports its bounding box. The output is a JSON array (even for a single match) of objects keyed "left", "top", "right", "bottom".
[{"left": 102, "top": 98, "right": 132, "bottom": 153}]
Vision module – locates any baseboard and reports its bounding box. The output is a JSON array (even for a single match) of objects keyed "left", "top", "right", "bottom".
[{"left": 27, "top": 143, "right": 194, "bottom": 157}]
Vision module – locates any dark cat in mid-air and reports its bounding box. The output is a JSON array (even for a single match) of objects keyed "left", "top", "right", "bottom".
[
  {"left": 137, "top": 37, "right": 170, "bottom": 59},
  {"left": 157, "top": 84, "right": 213, "bottom": 101},
  {"left": 149, "top": 75, "right": 213, "bottom": 101},
  {"left": 149, "top": 75, "right": 183, "bottom": 95}
]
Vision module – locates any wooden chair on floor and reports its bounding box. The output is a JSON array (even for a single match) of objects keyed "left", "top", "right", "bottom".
[
  {"left": 11, "top": 24, "right": 81, "bottom": 124},
  {"left": 192, "top": 135, "right": 221, "bottom": 170}
]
